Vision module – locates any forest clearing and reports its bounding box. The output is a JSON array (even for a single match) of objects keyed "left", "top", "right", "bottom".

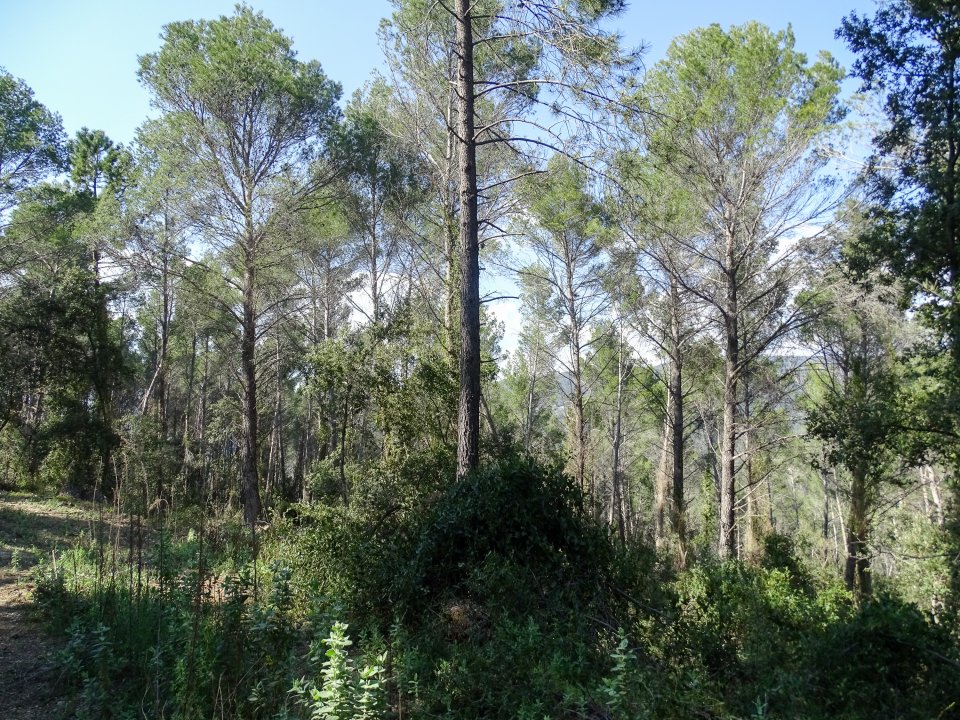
[{"left": 2, "top": 0, "right": 960, "bottom": 717}]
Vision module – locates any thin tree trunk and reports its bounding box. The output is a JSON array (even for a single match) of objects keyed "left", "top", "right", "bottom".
[
  {"left": 819, "top": 458, "right": 831, "bottom": 562},
  {"left": 845, "top": 463, "right": 872, "bottom": 601},
  {"left": 481, "top": 390, "right": 499, "bottom": 447},
  {"left": 925, "top": 465, "right": 945, "bottom": 526},
  {"left": 654, "top": 414, "right": 670, "bottom": 550},
  {"left": 743, "top": 375, "right": 757, "bottom": 557},
  {"left": 454, "top": 0, "right": 481, "bottom": 480},
  {"left": 140, "top": 262, "right": 171, "bottom": 430},
  {"left": 719, "top": 229, "right": 739, "bottom": 559},
  {"left": 182, "top": 332, "right": 197, "bottom": 479},
  {"left": 610, "top": 330, "right": 625, "bottom": 544},
  {"left": 443, "top": 80, "right": 458, "bottom": 348},
  {"left": 524, "top": 335, "right": 541, "bottom": 454},
  {"left": 668, "top": 281, "right": 687, "bottom": 566},
  {"left": 571, "top": 355, "right": 587, "bottom": 495},
  {"left": 563, "top": 236, "right": 588, "bottom": 496},
  {"left": 339, "top": 381, "right": 351, "bottom": 506},
  {"left": 241, "top": 261, "right": 262, "bottom": 528},
  {"left": 833, "top": 468, "right": 847, "bottom": 568}
]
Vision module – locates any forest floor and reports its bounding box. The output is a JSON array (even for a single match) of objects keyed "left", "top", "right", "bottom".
[{"left": 0, "top": 493, "right": 98, "bottom": 719}]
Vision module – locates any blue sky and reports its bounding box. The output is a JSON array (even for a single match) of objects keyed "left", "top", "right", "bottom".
[{"left": 1, "top": 0, "right": 877, "bottom": 146}]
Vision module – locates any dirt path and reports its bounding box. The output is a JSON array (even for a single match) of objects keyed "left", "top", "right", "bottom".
[
  {"left": 0, "top": 574, "right": 67, "bottom": 719},
  {"left": 0, "top": 493, "right": 97, "bottom": 719}
]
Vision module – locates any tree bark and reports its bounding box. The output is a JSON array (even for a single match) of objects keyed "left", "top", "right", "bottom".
[
  {"left": 719, "top": 228, "right": 739, "bottom": 559},
  {"left": 241, "top": 261, "right": 262, "bottom": 527},
  {"left": 610, "top": 330, "right": 626, "bottom": 544},
  {"left": 845, "top": 463, "right": 872, "bottom": 601},
  {"left": 454, "top": 0, "right": 481, "bottom": 480},
  {"left": 564, "top": 245, "right": 588, "bottom": 497},
  {"left": 654, "top": 415, "right": 670, "bottom": 550},
  {"left": 668, "top": 282, "right": 687, "bottom": 566}
]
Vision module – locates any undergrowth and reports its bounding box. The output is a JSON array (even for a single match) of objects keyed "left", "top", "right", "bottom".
[{"left": 29, "top": 457, "right": 960, "bottom": 719}]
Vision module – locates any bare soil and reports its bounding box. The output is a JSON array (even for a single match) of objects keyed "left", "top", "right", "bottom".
[{"left": 0, "top": 493, "right": 98, "bottom": 719}]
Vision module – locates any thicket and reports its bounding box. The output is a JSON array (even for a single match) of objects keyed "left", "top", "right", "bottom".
[{"left": 31, "top": 455, "right": 960, "bottom": 719}]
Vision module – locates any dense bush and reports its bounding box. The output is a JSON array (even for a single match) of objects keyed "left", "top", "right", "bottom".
[
  {"left": 269, "top": 455, "right": 655, "bottom": 718},
  {"left": 30, "top": 458, "right": 960, "bottom": 719},
  {"left": 631, "top": 536, "right": 960, "bottom": 719}
]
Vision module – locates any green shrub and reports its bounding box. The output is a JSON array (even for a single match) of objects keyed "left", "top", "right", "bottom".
[
  {"left": 291, "top": 622, "right": 386, "bottom": 720},
  {"left": 29, "top": 461, "right": 960, "bottom": 720}
]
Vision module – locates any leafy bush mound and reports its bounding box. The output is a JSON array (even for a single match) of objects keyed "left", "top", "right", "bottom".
[
  {"left": 278, "top": 455, "right": 653, "bottom": 719},
  {"left": 390, "top": 458, "right": 634, "bottom": 718}
]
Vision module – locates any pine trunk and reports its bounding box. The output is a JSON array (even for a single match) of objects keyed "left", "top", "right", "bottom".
[{"left": 454, "top": 0, "right": 481, "bottom": 480}]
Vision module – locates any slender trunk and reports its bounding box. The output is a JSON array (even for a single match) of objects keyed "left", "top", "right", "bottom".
[
  {"left": 820, "top": 456, "right": 830, "bottom": 560},
  {"left": 925, "top": 465, "right": 945, "bottom": 526},
  {"left": 833, "top": 467, "right": 847, "bottom": 568},
  {"left": 196, "top": 337, "right": 209, "bottom": 482},
  {"left": 610, "top": 331, "right": 625, "bottom": 544},
  {"left": 140, "top": 256, "right": 172, "bottom": 433},
  {"left": 524, "top": 335, "right": 541, "bottom": 453},
  {"left": 743, "top": 375, "right": 758, "bottom": 557},
  {"left": 182, "top": 333, "right": 197, "bottom": 476},
  {"left": 265, "top": 350, "right": 284, "bottom": 502},
  {"left": 719, "top": 229, "right": 739, "bottom": 559},
  {"left": 845, "top": 463, "right": 872, "bottom": 601},
  {"left": 669, "top": 364, "right": 687, "bottom": 565},
  {"left": 563, "top": 238, "right": 587, "bottom": 495},
  {"left": 369, "top": 189, "right": 381, "bottom": 323},
  {"left": 445, "top": 216, "right": 458, "bottom": 348},
  {"left": 339, "top": 381, "right": 351, "bottom": 506},
  {"left": 455, "top": 0, "right": 481, "bottom": 480},
  {"left": 481, "top": 391, "right": 499, "bottom": 447},
  {"left": 571, "top": 347, "right": 586, "bottom": 495},
  {"left": 157, "top": 237, "right": 172, "bottom": 435},
  {"left": 443, "top": 79, "right": 458, "bottom": 346},
  {"left": 654, "top": 414, "right": 670, "bottom": 549},
  {"left": 300, "top": 389, "right": 314, "bottom": 503},
  {"left": 241, "top": 261, "right": 261, "bottom": 527},
  {"left": 668, "top": 281, "right": 687, "bottom": 566}
]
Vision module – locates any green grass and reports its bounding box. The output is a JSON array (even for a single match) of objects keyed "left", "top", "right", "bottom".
[{"left": 0, "top": 492, "right": 100, "bottom": 572}]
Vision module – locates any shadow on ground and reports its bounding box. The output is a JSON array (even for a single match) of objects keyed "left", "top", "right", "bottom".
[{"left": 0, "top": 495, "right": 98, "bottom": 567}]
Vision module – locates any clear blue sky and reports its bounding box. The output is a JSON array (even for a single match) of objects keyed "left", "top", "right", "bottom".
[{"left": 1, "top": 0, "right": 877, "bottom": 146}]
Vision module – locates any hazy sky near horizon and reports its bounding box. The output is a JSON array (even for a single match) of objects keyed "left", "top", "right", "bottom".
[{"left": 2, "top": 0, "right": 878, "bottom": 146}]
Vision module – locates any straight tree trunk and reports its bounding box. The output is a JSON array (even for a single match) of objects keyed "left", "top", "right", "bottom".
[
  {"left": 743, "top": 375, "right": 758, "bottom": 557},
  {"left": 819, "top": 457, "right": 831, "bottom": 561},
  {"left": 196, "top": 337, "right": 210, "bottom": 482},
  {"left": 182, "top": 333, "right": 197, "bottom": 471},
  {"left": 443, "top": 83, "right": 458, "bottom": 348},
  {"left": 266, "top": 338, "right": 285, "bottom": 501},
  {"left": 654, "top": 415, "right": 670, "bottom": 550},
  {"left": 845, "top": 463, "right": 872, "bottom": 601},
  {"left": 241, "top": 261, "right": 262, "bottom": 527},
  {"left": 524, "top": 334, "right": 542, "bottom": 454},
  {"left": 561, "top": 231, "right": 588, "bottom": 497},
  {"left": 570, "top": 347, "right": 587, "bottom": 495},
  {"left": 719, "top": 229, "right": 739, "bottom": 559},
  {"left": 609, "top": 329, "right": 626, "bottom": 544},
  {"left": 454, "top": 0, "right": 481, "bottom": 480},
  {"left": 668, "top": 281, "right": 687, "bottom": 566},
  {"left": 141, "top": 262, "right": 171, "bottom": 433}
]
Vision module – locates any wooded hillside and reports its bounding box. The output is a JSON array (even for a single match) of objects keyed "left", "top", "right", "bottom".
[{"left": 1, "top": 2, "right": 958, "bottom": 717}]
